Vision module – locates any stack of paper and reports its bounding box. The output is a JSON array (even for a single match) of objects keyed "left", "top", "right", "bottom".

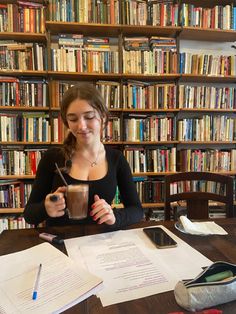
[
  {"left": 65, "top": 226, "right": 212, "bottom": 306},
  {"left": 0, "top": 243, "right": 103, "bottom": 314}
]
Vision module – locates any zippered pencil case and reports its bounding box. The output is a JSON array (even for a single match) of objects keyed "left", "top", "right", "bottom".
[{"left": 174, "top": 261, "right": 236, "bottom": 311}]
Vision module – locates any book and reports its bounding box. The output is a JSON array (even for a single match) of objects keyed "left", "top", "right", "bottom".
[{"left": 0, "top": 242, "right": 103, "bottom": 314}]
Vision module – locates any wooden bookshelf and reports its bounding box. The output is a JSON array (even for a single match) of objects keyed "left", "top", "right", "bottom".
[
  {"left": 0, "top": 175, "right": 35, "bottom": 179},
  {"left": 0, "top": 32, "right": 46, "bottom": 41},
  {"left": 0, "top": 208, "right": 24, "bottom": 214},
  {"left": 0, "top": 0, "right": 236, "bottom": 222},
  {"left": 180, "top": 27, "right": 236, "bottom": 42},
  {"left": 0, "top": 70, "right": 47, "bottom": 77},
  {"left": 0, "top": 107, "right": 49, "bottom": 111},
  {"left": 181, "top": 74, "right": 236, "bottom": 83}
]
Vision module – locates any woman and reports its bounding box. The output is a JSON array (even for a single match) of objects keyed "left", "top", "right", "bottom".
[{"left": 24, "top": 83, "right": 143, "bottom": 229}]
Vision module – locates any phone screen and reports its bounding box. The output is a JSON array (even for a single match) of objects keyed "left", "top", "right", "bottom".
[{"left": 143, "top": 227, "right": 177, "bottom": 248}]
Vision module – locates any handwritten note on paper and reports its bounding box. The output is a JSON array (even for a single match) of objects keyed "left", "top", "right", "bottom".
[
  {"left": 65, "top": 226, "right": 211, "bottom": 306},
  {"left": 0, "top": 243, "right": 102, "bottom": 314}
]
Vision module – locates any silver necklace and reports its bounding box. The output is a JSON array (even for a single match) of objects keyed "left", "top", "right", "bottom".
[{"left": 81, "top": 143, "right": 102, "bottom": 167}]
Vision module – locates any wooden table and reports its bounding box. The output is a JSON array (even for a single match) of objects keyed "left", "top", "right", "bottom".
[{"left": 1, "top": 219, "right": 236, "bottom": 314}]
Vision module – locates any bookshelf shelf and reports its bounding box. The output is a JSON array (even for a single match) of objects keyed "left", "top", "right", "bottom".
[
  {"left": 51, "top": 141, "right": 124, "bottom": 145},
  {"left": 181, "top": 74, "right": 236, "bottom": 83},
  {"left": 123, "top": 109, "right": 179, "bottom": 113},
  {"left": 103, "top": 141, "right": 124, "bottom": 145},
  {"left": 0, "top": 142, "right": 51, "bottom": 145},
  {"left": 0, "top": 175, "right": 35, "bottom": 179},
  {"left": 48, "top": 71, "right": 122, "bottom": 80},
  {"left": 124, "top": 141, "right": 179, "bottom": 145},
  {"left": 123, "top": 74, "right": 180, "bottom": 81},
  {"left": 179, "top": 109, "right": 236, "bottom": 113},
  {"left": 0, "top": 32, "right": 46, "bottom": 42},
  {"left": 47, "top": 72, "right": 181, "bottom": 81},
  {"left": 54, "top": 108, "right": 233, "bottom": 114},
  {"left": 46, "top": 21, "right": 181, "bottom": 37},
  {"left": 179, "top": 141, "right": 236, "bottom": 145},
  {"left": 113, "top": 203, "right": 165, "bottom": 209},
  {"left": 0, "top": 106, "right": 49, "bottom": 111},
  {"left": 46, "top": 21, "right": 121, "bottom": 36},
  {"left": 0, "top": 70, "right": 47, "bottom": 77},
  {"left": 0, "top": 208, "right": 24, "bottom": 214},
  {"left": 51, "top": 107, "right": 122, "bottom": 114},
  {"left": 180, "top": 27, "right": 236, "bottom": 42},
  {"left": 120, "top": 25, "right": 181, "bottom": 36},
  {"left": 132, "top": 172, "right": 177, "bottom": 176}
]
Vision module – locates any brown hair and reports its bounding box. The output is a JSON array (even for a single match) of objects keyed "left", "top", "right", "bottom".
[{"left": 60, "top": 83, "right": 109, "bottom": 163}]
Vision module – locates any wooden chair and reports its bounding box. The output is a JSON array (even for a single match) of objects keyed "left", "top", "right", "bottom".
[{"left": 164, "top": 172, "right": 234, "bottom": 220}]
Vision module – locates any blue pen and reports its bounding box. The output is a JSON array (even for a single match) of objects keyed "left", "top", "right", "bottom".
[{"left": 32, "top": 263, "right": 42, "bottom": 300}]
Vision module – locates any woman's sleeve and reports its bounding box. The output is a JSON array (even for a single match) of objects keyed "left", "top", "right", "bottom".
[
  {"left": 111, "top": 153, "right": 144, "bottom": 229},
  {"left": 23, "top": 150, "right": 57, "bottom": 225}
]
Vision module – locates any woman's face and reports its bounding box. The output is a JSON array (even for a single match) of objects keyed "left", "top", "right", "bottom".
[{"left": 66, "top": 98, "right": 102, "bottom": 145}]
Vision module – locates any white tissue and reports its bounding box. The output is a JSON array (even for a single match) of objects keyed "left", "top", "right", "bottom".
[{"left": 179, "top": 216, "right": 228, "bottom": 235}]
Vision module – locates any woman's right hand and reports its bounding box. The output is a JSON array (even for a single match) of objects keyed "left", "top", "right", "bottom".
[{"left": 44, "top": 186, "right": 67, "bottom": 218}]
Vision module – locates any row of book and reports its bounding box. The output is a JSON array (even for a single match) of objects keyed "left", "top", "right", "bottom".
[
  {"left": 1, "top": 113, "right": 236, "bottom": 144},
  {"left": 112, "top": 178, "right": 165, "bottom": 207},
  {"left": 179, "top": 149, "right": 236, "bottom": 172},
  {"left": 1, "top": 37, "right": 236, "bottom": 76},
  {"left": 124, "top": 147, "right": 176, "bottom": 173},
  {"left": 51, "top": 46, "right": 119, "bottom": 73},
  {"left": 179, "top": 85, "right": 236, "bottom": 110},
  {"left": 51, "top": 115, "right": 66, "bottom": 143},
  {"left": 124, "top": 36, "right": 176, "bottom": 51},
  {"left": 180, "top": 3, "right": 236, "bottom": 30},
  {"left": 170, "top": 180, "right": 226, "bottom": 196},
  {"left": 122, "top": 0, "right": 179, "bottom": 26},
  {"left": 52, "top": 110, "right": 120, "bottom": 143},
  {"left": 46, "top": 0, "right": 236, "bottom": 31},
  {"left": 0, "top": 77, "right": 48, "bottom": 107},
  {"left": 123, "top": 37, "right": 178, "bottom": 74},
  {"left": 123, "top": 82, "right": 177, "bottom": 110},
  {"left": 150, "top": 208, "right": 228, "bottom": 221},
  {"left": 0, "top": 1, "right": 45, "bottom": 33},
  {"left": 47, "top": 80, "right": 236, "bottom": 111},
  {"left": 123, "top": 49, "right": 178, "bottom": 74},
  {"left": 51, "top": 80, "right": 121, "bottom": 109},
  {"left": 51, "top": 35, "right": 178, "bottom": 74},
  {"left": 134, "top": 177, "right": 165, "bottom": 203},
  {"left": 0, "top": 41, "right": 46, "bottom": 71},
  {"left": 0, "top": 215, "right": 35, "bottom": 234},
  {"left": 0, "top": 180, "right": 33, "bottom": 208},
  {"left": 1, "top": 78, "right": 235, "bottom": 111},
  {"left": 123, "top": 115, "right": 176, "bottom": 142},
  {"left": 2, "top": 147, "right": 236, "bottom": 176},
  {"left": 0, "top": 113, "right": 51, "bottom": 142},
  {"left": 103, "top": 116, "right": 121, "bottom": 142},
  {"left": 179, "top": 52, "right": 236, "bottom": 76},
  {"left": 178, "top": 116, "right": 236, "bottom": 142},
  {"left": 48, "top": 0, "right": 120, "bottom": 24},
  {"left": 0, "top": 149, "right": 46, "bottom": 175},
  {"left": 51, "top": 80, "right": 177, "bottom": 110}
]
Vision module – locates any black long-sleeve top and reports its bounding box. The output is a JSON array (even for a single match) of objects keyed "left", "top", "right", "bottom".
[{"left": 24, "top": 146, "right": 143, "bottom": 229}]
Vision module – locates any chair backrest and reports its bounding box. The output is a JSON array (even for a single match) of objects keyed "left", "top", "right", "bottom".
[{"left": 164, "top": 172, "right": 234, "bottom": 220}]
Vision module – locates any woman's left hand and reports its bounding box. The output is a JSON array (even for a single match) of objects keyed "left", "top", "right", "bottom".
[{"left": 90, "top": 194, "right": 116, "bottom": 225}]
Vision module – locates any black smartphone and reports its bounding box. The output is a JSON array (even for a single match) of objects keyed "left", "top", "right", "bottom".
[{"left": 143, "top": 227, "right": 177, "bottom": 248}]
